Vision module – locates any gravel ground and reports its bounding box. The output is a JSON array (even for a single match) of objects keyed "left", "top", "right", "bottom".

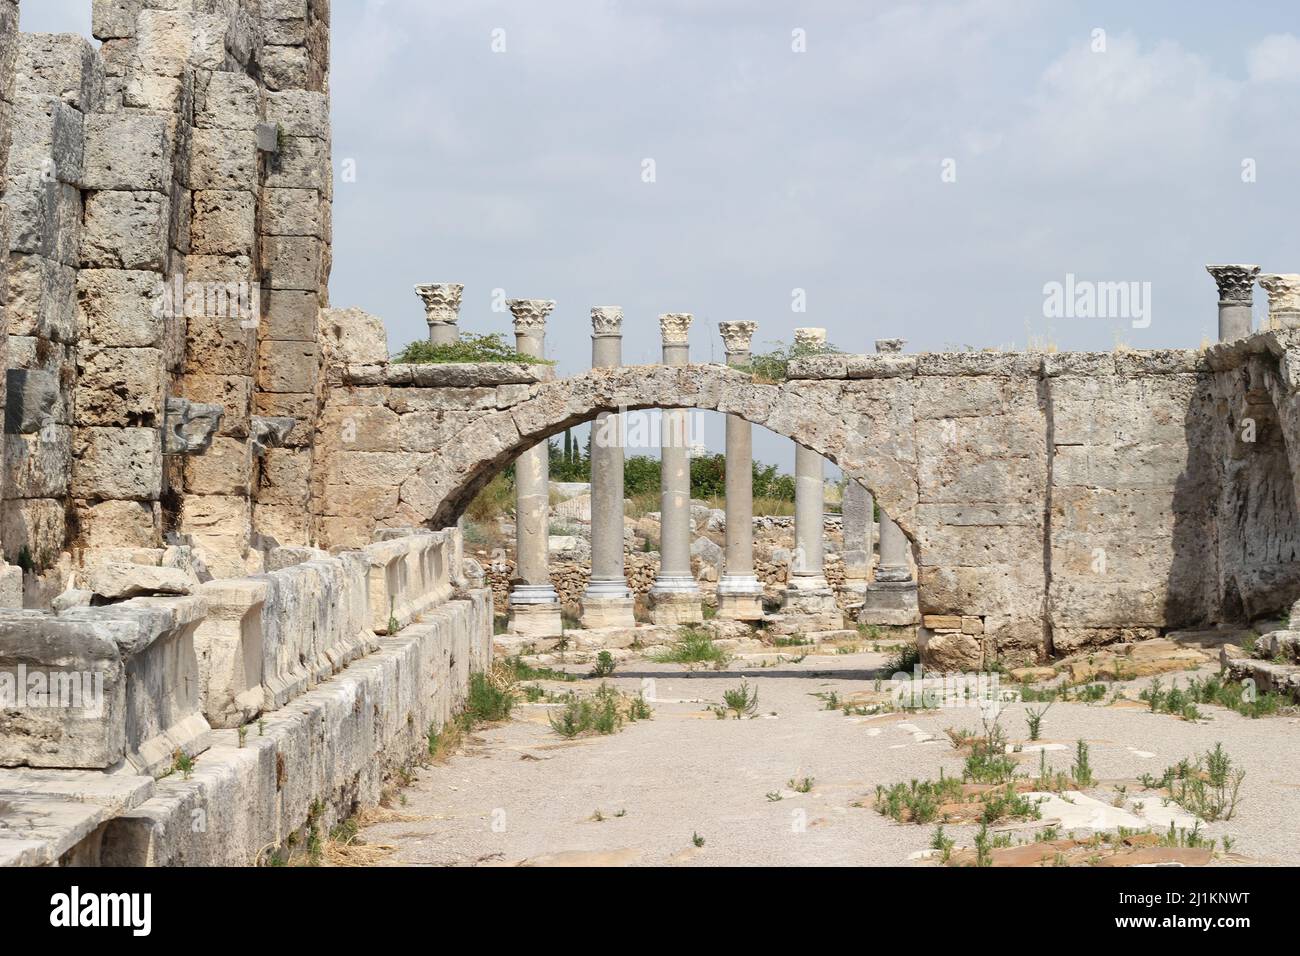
[{"left": 359, "top": 649, "right": 1300, "bottom": 866}]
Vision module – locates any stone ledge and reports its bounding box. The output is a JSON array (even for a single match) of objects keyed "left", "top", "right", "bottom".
[
  {"left": 341, "top": 362, "right": 555, "bottom": 387},
  {"left": 0, "top": 769, "right": 155, "bottom": 867}
]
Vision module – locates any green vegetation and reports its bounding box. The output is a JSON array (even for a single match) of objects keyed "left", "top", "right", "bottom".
[
  {"left": 717, "top": 680, "right": 759, "bottom": 719},
  {"left": 1140, "top": 743, "right": 1245, "bottom": 821},
  {"left": 393, "top": 332, "right": 553, "bottom": 365},
  {"left": 651, "top": 628, "right": 729, "bottom": 665},
  {"left": 548, "top": 683, "right": 651, "bottom": 738},
  {"left": 739, "top": 337, "right": 843, "bottom": 384}
]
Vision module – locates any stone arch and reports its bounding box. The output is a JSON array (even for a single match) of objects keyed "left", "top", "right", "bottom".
[{"left": 398, "top": 364, "right": 921, "bottom": 537}]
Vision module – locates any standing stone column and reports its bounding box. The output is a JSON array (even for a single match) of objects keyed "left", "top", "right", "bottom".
[
  {"left": 1206, "top": 265, "right": 1259, "bottom": 341},
  {"left": 781, "top": 328, "right": 840, "bottom": 625},
  {"left": 1258, "top": 274, "right": 1300, "bottom": 330},
  {"left": 581, "top": 307, "right": 635, "bottom": 629},
  {"left": 650, "top": 313, "right": 703, "bottom": 625},
  {"left": 415, "top": 283, "right": 464, "bottom": 346},
  {"left": 506, "top": 299, "right": 563, "bottom": 639},
  {"left": 860, "top": 338, "right": 919, "bottom": 626},
  {"left": 716, "top": 321, "right": 764, "bottom": 621},
  {"left": 841, "top": 481, "right": 873, "bottom": 601}
]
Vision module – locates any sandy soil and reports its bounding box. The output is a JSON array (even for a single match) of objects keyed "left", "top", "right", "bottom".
[{"left": 359, "top": 648, "right": 1300, "bottom": 866}]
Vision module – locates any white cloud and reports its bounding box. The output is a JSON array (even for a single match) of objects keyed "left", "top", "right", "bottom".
[{"left": 1246, "top": 33, "right": 1300, "bottom": 83}]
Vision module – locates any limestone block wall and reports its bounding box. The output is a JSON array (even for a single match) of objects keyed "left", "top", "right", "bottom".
[
  {"left": 0, "top": 0, "right": 19, "bottom": 596},
  {"left": 0, "top": 0, "right": 334, "bottom": 590}
]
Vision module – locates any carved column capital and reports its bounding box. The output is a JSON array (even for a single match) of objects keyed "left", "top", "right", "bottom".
[
  {"left": 591, "top": 306, "right": 623, "bottom": 336},
  {"left": 793, "top": 327, "right": 827, "bottom": 350},
  {"left": 1206, "top": 264, "right": 1259, "bottom": 304},
  {"left": 1258, "top": 274, "right": 1300, "bottom": 315},
  {"left": 508, "top": 298, "right": 556, "bottom": 333},
  {"left": 414, "top": 283, "right": 464, "bottom": 325},
  {"left": 659, "top": 312, "right": 693, "bottom": 345},
  {"left": 718, "top": 321, "right": 757, "bottom": 355}
]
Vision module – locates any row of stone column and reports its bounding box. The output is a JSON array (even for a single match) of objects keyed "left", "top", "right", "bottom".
[
  {"left": 1206, "top": 265, "right": 1300, "bottom": 338},
  {"left": 412, "top": 282, "right": 916, "bottom": 635}
]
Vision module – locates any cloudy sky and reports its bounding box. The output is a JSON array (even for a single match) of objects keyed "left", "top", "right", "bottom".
[{"left": 22, "top": 1, "right": 1300, "bottom": 469}]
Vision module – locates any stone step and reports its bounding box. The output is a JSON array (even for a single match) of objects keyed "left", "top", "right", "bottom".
[{"left": 1164, "top": 627, "right": 1257, "bottom": 650}]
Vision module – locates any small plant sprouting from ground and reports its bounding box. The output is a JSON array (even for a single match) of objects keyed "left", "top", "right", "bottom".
[
  {"left": 766, "top": 791, "right": 783, "bottom": 802},
  {"left": 930, "top": 824, "right": 955, "bottom": 863},
  {"left": 876, "top": 775, "right": 962, "bottom": 824},
  {"left": 885, "top": 643, "right": 922, "bottom": 675},
  {"left": 720, "top": 680, "right": 759, "bottom": 719},
  {"left": 463, "top": 666, "right": 515, "bottom": 728},
  {"left": 1146, "top": 743, "right": 1246, "bottom": 822},
  {"left": 238, "top": 725, "right": 248, "bottom": 748},
  {"left": 590, "top": 650, "right": 617, "bottom": 678},
  {"left": 651, "top": 628, "right": 729, "bottom": 666},
  {"left": 961, "top": 712, "right": 1016, "bottom": 785},
  {"left": 548, "top": 684, "right": 648, "bottom": 738},
  {"left": 1072, "top": 739, "right": 1094, "bottom": 787},
  {"left": 1025, "top": 702, "right": 1051, "bottom": 741},
  {"left": 789, "top": 776, "right": 815, "bottom": 793},
  {"left": 692, "top": 832, "right": 706, "bottom": 848}
]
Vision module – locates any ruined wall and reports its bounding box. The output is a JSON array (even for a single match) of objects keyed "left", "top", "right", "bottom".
[
  {"left": 0, "top": 0, "right": 333, "bottom": 593},
  {"left": 313, "top": 343, "right": 1300, "bottom": 664}
]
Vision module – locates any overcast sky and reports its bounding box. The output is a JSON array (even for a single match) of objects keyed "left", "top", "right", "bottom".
[{"left": 22, "top": 1, "right": 1300, "bottom": 470}]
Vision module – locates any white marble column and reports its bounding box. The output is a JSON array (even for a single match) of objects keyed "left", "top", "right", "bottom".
[
  {"left": 1258, "top": 274, "right": 1300, "bottom": 331},
  {"left": 506, "top": 299, "right": 563, "bottom": 638},
  {"left": 581, "top": 307, "right": 636, "bottom": 628},
  {"left": 415, "top": 283, "right": 464, "bottom": 346},
  {"left": 859, "top": 337, "right": 919, "bottom": 626},
  {"left": 716, "top": 321, "right": 764, "bottom": 620},
  {"left": 781, "top": 328, "right": 840, "bottom": 624},
  {"left": 650, "top": 313, "right": 703, "bottom": 625},
  {"left": 1206, "top": 265, "right": 1259, "bottom": 342}
]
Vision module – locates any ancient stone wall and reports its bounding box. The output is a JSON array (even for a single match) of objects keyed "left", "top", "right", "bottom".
[
  {"left": 0, "top": 0, "right": 333, "bottom": 591},
  {"left": 315, "top": 336, "right": 1300, "bottom": 665}
]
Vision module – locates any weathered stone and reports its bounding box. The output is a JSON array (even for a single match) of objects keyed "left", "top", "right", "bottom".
[
  {"left": 83, "top": 562, "right": 194, "bottom": 600},
  {"left": 250, "top": 416, "right": 296, "bottom": 457},
  {"left": 163, "top": 397, "right": 224, "bottom": 455}
]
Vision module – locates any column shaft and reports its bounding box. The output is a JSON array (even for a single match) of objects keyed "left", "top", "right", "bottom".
[
  {"left": 842, "top": 481, "right": 872, "bottom": 591},
  {"left": 792, "top": 443, "right": 826, "bottom": 582},
  {"left": 582, "top": 309, "right": 635, "bottom": 627}
]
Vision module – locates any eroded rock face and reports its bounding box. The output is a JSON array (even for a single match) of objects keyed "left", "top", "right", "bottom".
[
  {"left": 163, "top": 398, "right": 224, "bottom": 455},
  {"left": 82, "top": 563, "right": 196, "bottom": 600}
]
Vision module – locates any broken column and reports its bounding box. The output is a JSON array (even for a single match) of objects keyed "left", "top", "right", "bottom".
[
  {"left": 650, "top": 313, "right": 702, "bottom": 625},
  {"left": 716, "top": 321, "right": 763, "bottom": 621},
  {"left": 1206, "top": 265, "right": 1259, "bottom": 341},
  {"left": 841, "top": 481, "right": 873, "bottom": 601},
  {"left": 415, "top": 282, "right": 463, "bottom": 347},
  {"left": 581, "top": 307, "right": 635, "bottom": 628},
  {"left": 781, "top": 328, "right": 841, "bottom": 624},
  {"left": 1258, "top": 274, "right": 1300, "bottom": 330},
  {"left": 507, "top": 299, "right": 563, "bottom": 639},
  {"left": 860, "top": 338, "right": 920, "bottom": 626}
]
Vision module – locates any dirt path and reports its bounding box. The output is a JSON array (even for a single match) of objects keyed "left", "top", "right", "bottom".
[{"left": 359, "top": 649, "right": 1300, "bottom": 866}]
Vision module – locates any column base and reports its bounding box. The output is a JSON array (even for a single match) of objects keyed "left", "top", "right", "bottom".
[
  {"left": 649, "top": 583, "right": 703, "bottom": 626},
  {"left": 717, "top": 592, "right": 764, "bottom": 621},
  {"left": 859, "top": 578, "right": 919, "bottom": 626},
  {"left": 580, "top": 595, "right": 636, "bottom": 629},
  {"left": 507, "top": 603, "right": 564, "bottom": 638},
  {"left": 0, "top": 562, "right": 23, "bottom": 608},
  {"left": 780, "top": 579, "right": 842, "bottom": 625}
]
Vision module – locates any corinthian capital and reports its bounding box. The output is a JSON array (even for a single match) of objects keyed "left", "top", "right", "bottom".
[
  {"left": 659, "top": 312, "right": 693, "bottom": 345},
  {"left": 508, "top": 298, "right": 556, "bottom": 332},
  {"left": 718, "top": 321, "right": 757, "bottom": 355},
  {"left": 591, "top": 306, "right": 623, "bottom": 336},
  {"left": 793, "top": 327, "right": 827, "bottom": 350},
  {"left": 414, "top": 283, "right": 464, "bottom": 325},
  {"left": 1205, "top": 265, "right": 1259, "bottom": 304},
  {"left": 1258, "top": 274, "right": 1300, "bottom": 314}
]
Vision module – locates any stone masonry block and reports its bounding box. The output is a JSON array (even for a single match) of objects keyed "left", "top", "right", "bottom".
[
  {"left": 261, "top": 235, "right": 321, "bottom": 291},
  {"left": 16, "top": 33, "right": 105, "bottom": 112},
  {"left": 263, "top": 288, "right": 319, "bottom": 341},
  {"left": 265, "top": 90, "right": 328, "bottom": 137},
  {"left": 81, "top": 191, "right": 169, "bottom": 271},
  {"left": 83, "top": 112, "right": 173, "bottom": 192},
  {"left": 265, "top": 134, "right": 327, "bottom": 190},
  {"left": 186, "top": 311, "right": 257, "bottom": 375},
  {"left": 7, "top": 95, "right": 84, "bottom": 186},
  {"left": 72, "top": 426, "right": 163, "bottom": 500},
  {"left": 189, "top": 128, "right": 257, "bottom": 190},
  {"left": 262, "top": 187, "right": 321, "bottom": 237},
  {"left": 195, "top": 71, "right": 258, "bottom": 130},
  {"left": 74, "top": 346, "right": 167, "bottom": 427},
  {"left": 183, "top": 435, "right": 251, "bottom": 496},
  {"left": 257, "top": 339, "right": 320, "bottom": 393},
  {"left": 93, "top": 0, "right": 142, "bottom": 41},
  {"left": 191, "top": 189, "right": 255, "bottom": 255},
  {"left": 5, "top": 253, "right": 77, "bottom": 342},
  {"left": 76, "top": 269, "right": 165, "bottom": 348}
]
